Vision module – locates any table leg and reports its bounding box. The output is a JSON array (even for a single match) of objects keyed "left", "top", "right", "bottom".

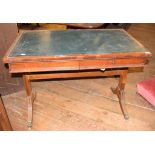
[
  {"left": 23, "top": 75, "right": 35, "bottom": 129},
  {"left": 111, "top": 69, "right": 129, "bottom": 119}
]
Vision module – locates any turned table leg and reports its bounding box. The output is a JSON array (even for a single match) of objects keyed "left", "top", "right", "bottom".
[
  {"left": 23, "top": 75, "right": 35, "bottom": 129},
  {"left": 111, "top": 69, "right": 129, "bottom": 120}
]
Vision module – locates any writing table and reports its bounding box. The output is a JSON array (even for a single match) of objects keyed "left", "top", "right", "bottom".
[{"left": 3, "top": 29, "right": 151, "bottom": 128}]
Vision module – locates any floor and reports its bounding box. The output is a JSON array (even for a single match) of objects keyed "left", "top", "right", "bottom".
[{"left": 2, "top": 23, "right": 155, "bottom": 131}]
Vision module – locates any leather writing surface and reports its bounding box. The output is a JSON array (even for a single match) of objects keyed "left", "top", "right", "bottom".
[{"left": 9, "top": 30, "right": 146, "bottom": 57}]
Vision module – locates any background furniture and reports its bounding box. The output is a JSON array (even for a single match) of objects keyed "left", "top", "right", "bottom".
[
  {"left": 137, "top": 77, "right": 155, "bottom": 107},
  {"left": 65, "top": 23, "right": 105, "bottom": 29},
  {"left": 0, "top": 95, "right": 12, "bottom": 131},
  {"left": 17, "top": 23, "right": 131, "bottom": 30},
  {"left": 0, "top": 23, "right": 23, "bottom": 96},
  {"left": 65, "top": 23, "right": 130, "bottom": 30}
]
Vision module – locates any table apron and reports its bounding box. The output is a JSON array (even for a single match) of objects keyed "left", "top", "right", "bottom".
[{"left": 8, "top": 57, "right": 148, "bottom": 73}]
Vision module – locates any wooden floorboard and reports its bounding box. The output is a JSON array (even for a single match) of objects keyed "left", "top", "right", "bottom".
[{"left": 1, "top": 23, "right": 155, "bottom": 130}]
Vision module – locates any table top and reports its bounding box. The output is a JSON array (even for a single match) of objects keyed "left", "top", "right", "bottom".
[
  {"left": 8, "top": 29, "right": 147, "bottom": 58},
  {"left": 4, "top": 29, "right": 151, "bottom": 73}
]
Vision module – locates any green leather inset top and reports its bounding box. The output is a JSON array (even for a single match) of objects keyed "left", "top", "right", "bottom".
[{"left": 9, "top": 29, "right": 146, "bottom": 57}]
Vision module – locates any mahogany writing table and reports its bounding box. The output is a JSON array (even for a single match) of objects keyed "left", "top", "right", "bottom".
[{"left": 3, "top": 29, "right": 151, "bottom": 128}]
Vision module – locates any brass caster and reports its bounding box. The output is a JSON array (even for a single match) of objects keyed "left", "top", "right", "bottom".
[
  {"left": 28, "top": 121, "right": 32, "bottom": 130},
  {"left": 124, "top": 114, "right": 129, "bottom": 120}
]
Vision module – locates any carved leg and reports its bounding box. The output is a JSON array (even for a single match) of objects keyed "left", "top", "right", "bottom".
[
  {"left": 27, "top": 91, "right": 36, "bottom": 129},
  {"left": 111, "top": 69, "right": 129, "bottom": 120},
  {"left": 23, "top": 75, "right": 34, "bottom": 129}
]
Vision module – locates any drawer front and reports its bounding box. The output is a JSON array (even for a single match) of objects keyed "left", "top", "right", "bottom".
[
  {"left": 79, "top": 59, "right": 114, "bottom": 69},
  {"left": 79, "top": 58, "right": 146, "bottom": 69},
  {"left": 114, "top": 58, "right": 147, "bottom": 66},
  {"left": 9, "top": 61, "right": 79, "bottom": 73}
]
